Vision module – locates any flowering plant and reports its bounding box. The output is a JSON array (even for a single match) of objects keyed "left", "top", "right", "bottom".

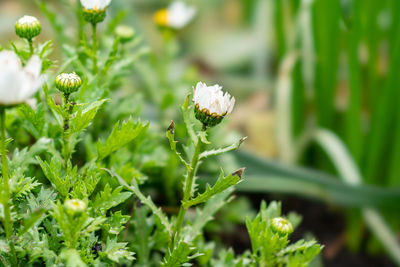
[{"left": 0, "top": 1, "right": 322, "bottom": 266}]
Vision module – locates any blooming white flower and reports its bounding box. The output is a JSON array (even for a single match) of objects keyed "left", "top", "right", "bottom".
[
  {"left": 193, "top": 82, "right": 235, "bottom": 127},
  {"left": 0, "top": 51, "right": 44, "bottom": 106},
  {"left": 155, "top": 1, "right": 196, "bottom": 29},
  {"left": 80, "top": 0, "right": 111, "bottom": 10},
  {"left": 64, "top": 199, "right": 87, "bottom": 214}
]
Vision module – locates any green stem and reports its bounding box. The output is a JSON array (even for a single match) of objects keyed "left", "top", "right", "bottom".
[
  {"left": 62, "top": 94, "right": 72, "bottom": 164},
  {"left": 172, "top": 136, "right": 203, "bottom": 244},
  {"left": 28, "top": 39, "right": 33, "bottom": 56},
  {"left": 91, "top": 23, "right": 98, "bottom": 74},
  {"left": 0, "top": 108, "right": 17, "bottom": 262}
]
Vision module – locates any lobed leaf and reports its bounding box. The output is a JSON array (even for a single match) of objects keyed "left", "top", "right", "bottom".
[
  {"left": 182, "top": 169, "right": 242, "bottom": 208},
  {"left": 70, "top": 99, "right": 108, "bottom": 134},
  {"left": 96, "top": 118, "right": 148, "bottom": 160}
]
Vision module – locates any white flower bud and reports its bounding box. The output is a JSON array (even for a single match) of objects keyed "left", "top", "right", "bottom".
[
  {"left": 193, "top": 82, "right": 235, "bottom": 127},
  {"left": 0, "top": 51, "right": 44, "bottom": 106}
]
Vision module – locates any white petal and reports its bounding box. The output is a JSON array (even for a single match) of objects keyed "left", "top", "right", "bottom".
[{"left": 168, "top": 1, "right": 196, "bottom": 29}]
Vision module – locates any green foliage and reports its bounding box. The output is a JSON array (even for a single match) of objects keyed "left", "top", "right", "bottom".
[
  {"left": 92, "top": 184, "right": 132, "bottom": 215},
  {"left": 69, "top": 99, "right": 107, "bottom": 134},
  {"left": 0, "top": 1, "right": 325, "bottom": 266},
  {"left": 245, "top": 201, "right": 322, "bottom": 267},
  {"left": 96, "top": 118, "right": 148, "bottom": 160},
  {"left": 162, "top": 241, "right": 200, "bottom": 267},
  {"left": 183, "top": 169, "right": 241, "bottom": 208}
]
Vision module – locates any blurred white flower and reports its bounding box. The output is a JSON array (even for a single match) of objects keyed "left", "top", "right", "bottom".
[
  {"left": 155, "top": 1, "right": 196, "bottom": 29},
  {"left": 0, "top": 51, "right": 44, "bottom": 106},
  {"left": 80, "top": 0, "right": 111, "bottom": 10}
]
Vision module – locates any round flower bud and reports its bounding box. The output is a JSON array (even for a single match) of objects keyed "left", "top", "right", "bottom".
[
  {"left": 115, "top": 25, "right": 135, "bottom": 43},
  {"left": 193, "top": 82, "right": 235, "bottom": 128},
  {"left": 82, "top": 9, "right": 107, "bottom": 24},
  {"left": 271, "top": 217, "right": 293, "bottom": 236},
  {"left": 55, "top": 73, "right": 82, "bottom": 95},
  {"left": 80, "top": 0, "right": 112, "bottom": 24},
  {"left": 15, "top": 16, "right": 41, "bottom": 40},
  {"left": 64, "top": 199, "right": 87, "bottom": 215}
]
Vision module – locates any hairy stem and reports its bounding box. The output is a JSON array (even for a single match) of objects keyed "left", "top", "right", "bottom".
[
  {"left": 172, "top": 135, "right": 203, "bottom": 244},
  {"left": 0, "top": 108, "right": 17, "bottom": 262},
  {"left": 91, "top": 23, "right": 98, "bottom": 74}
]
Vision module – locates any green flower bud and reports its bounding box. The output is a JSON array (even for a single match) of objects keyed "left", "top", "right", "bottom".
[
  {"left": 271, "top": 217, "right": 293, "bottom": 236},
  {"left": 64, "top": 199, "right": 87, "bottom": 215},
  {"left": 83, "top": 9, "right": 107, "bottom": 24},
  {"left": 115, "top": 25, "right": 135, "bottom": 43},
  {"left": 55, "top": 73, "right": 82, "bottom": 95},
  {"left": 15, "top": 16, "right": 41, "bottom": 40}
]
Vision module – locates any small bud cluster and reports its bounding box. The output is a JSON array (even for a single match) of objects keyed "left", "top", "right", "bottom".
[
  {"left": 15, "top": 16, "right": 41, "bottom": 40},
  {"left": 55, "top": 73, "right": 82, "bottom": 95}
]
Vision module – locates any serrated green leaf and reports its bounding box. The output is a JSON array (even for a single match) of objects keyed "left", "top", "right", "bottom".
[
  {"left": 96, "top": 118, "right": 148, "bottom": 160},
  {"left": 162, "top": 240, "right": 200, "bottom": 267},
  {"left": 19, "top": 208, "right": 46, "bottom": 236},
  {"left": 60, "top": 249, "right": 87, "bottom": 267},
  {"left": 199, "top": 137, "right": 247, "bottom": 160},
  {"left": 181, "top": 95, "right": 197, "bottom": 144},
  {"left": 17, "top": 103, "right": 46, "bottom": 139},
  {"left": 99, "top": 237, "right": 135, "bottom": 262},
  {"left": 103, "top": 211, "right": 130, "bottom": 235},
  {"left": 11, "top": 176, "right": 41, "bottom": 200},
  {"left": 183, "top": 170, "right": 241, "bottom": 208},
  {"left": 92, "top": 184, "right": 132, "bottom": 215},
  {"left": 37, "top": 156, "right": 69, "bottom": 197},
  {"left": 70, "top": 99, "right": 108, "bottom": 134},
  {"left": 166, "top": 124, "right": 191, "bottom": 170}
]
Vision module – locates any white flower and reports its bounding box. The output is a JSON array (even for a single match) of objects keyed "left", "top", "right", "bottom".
[
  {"left": 193, "top": 82, "right": 235, "bottom": 116},
  {"left": 155, "top": 1, "right": 196, "bottom": 29},
  {"left": 80, "top": 0, "right": 111, "bottom": 10},
  {"left": 64, "top": 199, "right": 87, "bottom": 214},
  {"left": 0, "top": 51, "right": 44, "bottom": 106}
]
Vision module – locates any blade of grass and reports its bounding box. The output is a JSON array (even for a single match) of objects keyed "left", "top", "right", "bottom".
[
  {"left": 314, "top": 129, "right": 400, "bottom": 266},
  {"left": 312, "top": 0, "right": 341, "bottom": 128},
  {"left": 233, "top": 151, "right": 400, "bottom": 210},
  {"left": 363, "top": 16, "right": 400, "bottom": 184},
  {"left": 344, "top": 0, "right": 362, "bottom": 163}
]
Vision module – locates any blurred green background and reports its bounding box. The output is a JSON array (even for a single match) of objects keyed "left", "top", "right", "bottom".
[{"left": 2, "top": 0, "right": 400, "bottom": 266}]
